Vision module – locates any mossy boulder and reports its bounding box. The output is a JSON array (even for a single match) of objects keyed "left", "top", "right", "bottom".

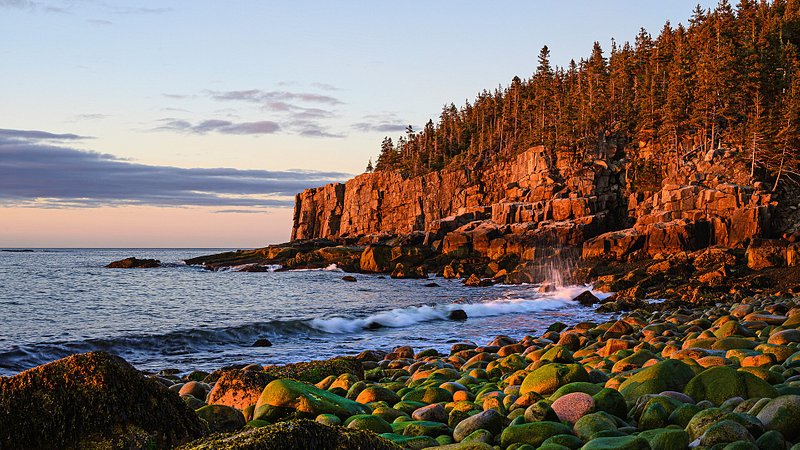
[
  {"left": 0, "top": 352, "right": 206, "bottom": 450},
  {"left": 542, "top": 434, "right": 584, "bottom": 449},
  {"left": 699, "top": 419, "right": 754, "bottom": 446},
  {"left": 617, "top": 359, "right": 695, "bottom": 400},
  {"left": 683, "top": 366, "right": 777, "bottom": 405},
  {"left": 401, "top": 420, "right": 451, "bottom": 437},
  {"left": 573, "top": 412, "right": 618, "bottom": 442},
  {"left": 345, "top": 414, "right": 393, "bottom": 434},
  {"left": 520, "top": 363, "right": 589, "bottom": 396},
  {"left": 499, "top": 421, "right": 573, "bottom": 448},
  {"left": 254, "top": 379, "right": 370, "bottom": 420},
  {"left": 196, "top": 404, "right": 246, "bottom": 433},
  {"left": 580, "top": 435, "right": 651, "bottom": 450},
  {"left": 638, "top": 428, "right": 690, "bottom": 450},
  {"left": 262, "top": 357, "right": 363, "bottom": 384},
  {"left": 179, "top": 419, "right": 399, "bottom": 449},
  {"left": 755, "top": 394, "right": 800, "bottom": 441}
]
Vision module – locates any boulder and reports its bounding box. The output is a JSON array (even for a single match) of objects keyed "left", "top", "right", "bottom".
[
  {"left": 254, "top": 379, "right": 370, "bottom": 420},
  {"left": 178, "top": 419, "right": 398, "bottom": 450},
  {"left": 499, "top": 421, "right": 573, "bottom": 448},
  {"left": 550, "top": 392, "right": 595, "bottom": 424},
  {"left": 360, "top": 245, "right": 392, "bottom": 273},
  {"left": 207, "top": 369, "right": 276, "bottom": 410},
  {"left": 452, "top": 409, "right": 505, "bottom": 442},
  {"left": 572, "top": 290, "right": 600, "bottom": 306},
  {"left": 519, "top": 363, "right": 589, "bottom": 396},
  {"left": 0, "top": 352, "right": 206, "bottom": 450},
  {"left": 581, "top": 436, "right": 651, "bottom": 450},
  {"left": 683, "top": 366, "right": 777, "bottom": 405},
  {"left": 755, "top": 395, "right": 800, "bottom": 441},
  {"left": 617, "top": 359, "right": 695, "bottom": 401},
  {"left": 195, "top": 404, "right": 246, "bottom": 433},
  {"left": 344, "top": 414, "right": 393, "bottom": 434},
  {"left": 262, "top": 357, "right": 363, "bottom": 384}
]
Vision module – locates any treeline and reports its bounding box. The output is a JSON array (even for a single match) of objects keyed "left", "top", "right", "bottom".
[{"left": 373, "top": 0, "right": 800, "bottom": 188}]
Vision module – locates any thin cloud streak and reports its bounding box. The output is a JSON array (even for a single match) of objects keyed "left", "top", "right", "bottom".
[
  {"left": 0, "top": 128, "right": 91, "bottom": 140},
  {"left": 0, "top": 133, "right": 349, "bottom": 209},
  {"left": 157, "top": 119, "right": 281, "bottom": 135}
]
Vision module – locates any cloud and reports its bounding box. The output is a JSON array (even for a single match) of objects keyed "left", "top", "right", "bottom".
[
  {"left": 157, "top": 119, "right": 281, "bottom": 135},
  {"left": 158, "top": 87, "right": 345, "bottom": 139},
  {"left": 72, "top": 113, "right": 110, "bottom": 121},
  {"left": 352, "top": 113, "right": 408, "bottom": 133},
  {"left": 0, "top": 128, "right": 91, "bottom": 140},
  {"left": 311, "top": 82, "right": 340, "bottom": 91},
  {"left": 289, "top": 121, "right": 344, "bottom": 138},
  {"left": 209, "top": 89, "right": 343, "bottom": 106},
  {"left": 0, "top": 132, "right": 349, "bottom": 209},
  {"left": 87, "top": 18, "right": 113, "bottom": 26}
]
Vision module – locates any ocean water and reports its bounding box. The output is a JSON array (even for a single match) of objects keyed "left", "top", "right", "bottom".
[{"left": 0, "top": 248, "right": 609, "bottom": 376}]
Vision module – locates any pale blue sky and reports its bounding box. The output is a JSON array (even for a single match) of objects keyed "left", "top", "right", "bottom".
[{"left": 0, "top": 0, "right": 719, "bottom": 247}]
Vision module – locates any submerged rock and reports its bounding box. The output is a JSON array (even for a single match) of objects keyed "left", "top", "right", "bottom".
[
  {"left": 448, "top": 309, "right": 468, "bottom": 321},
  {"left": 105, "top": 257, "right": 161, "bottom": 268},
  {"left": 0, "top": 351, "right": 206, "bottom": 450}
]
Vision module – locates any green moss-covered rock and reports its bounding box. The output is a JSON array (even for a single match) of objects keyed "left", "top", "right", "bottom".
[
  {"left": 580, "top": 435, "right": 651, "bottom": 450},
  {"left": 573, "top": 412, "right": 618, "bottom": 442},
  {"left": 524, "top": 399, "right": 560, "bottom": 423},
  {"left": 254, "top": 379, "right": 370, "bottom": 421},
  {"left": 520, "top": 363, "right": 589, "bottom": 396},
  {"left": 617, "top": 359, "right": 695, "bottom": 401},
  {"left": 668, "top": 403, "right": 702, "bottom": 428},
  {"left": 685, "top": 408, "right": 734, "bottom": 440},
  {"left": 700, "top": 419, "right": 754, "bottom": 446},
  {"left": 196, "top": 404, "right": 246, "bottom": 433},
  {"left": 592, "top": 388, "right": 627, "bottom": 418},
  {"left": 316, "top": 414, "right": 341, "bottom": 426},
  {"left": 260, "top": 357, "right": 362, "bottom": 384},
  {"left": 638, "top": 428, "right": 690, "bottom": 450},
  {"left": 345, "top": 414, "right": 393, "bottom": 434},
  {"left": 683, "top": 366, "right": 777, "bottom": 405},
  {"left": 0, "top": 352, "right": 207, "bottom": 450},
  {"left": 179, "top": 419, "right": 399, "bottom": 449},
  {"left": 499, "top": 421, "right": 573, "bottom": 448},
  {"left": 755, "top": 394, "right": 800, "bottom": 441},
  {"left": 542, "top": 434, "right": 584, "bottom": 449},
  {"left": 378, "top": 433, "right": 438, "bottom": 449},
  {"left": 401, "top": 420, "right": 451, "bottom": 437}
]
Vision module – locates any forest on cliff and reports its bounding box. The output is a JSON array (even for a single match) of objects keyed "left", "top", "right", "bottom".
[{"left": 373, "top": 0, "right": 800, "bottom": 191}]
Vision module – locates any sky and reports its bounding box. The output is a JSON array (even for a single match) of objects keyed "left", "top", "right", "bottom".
[{"left": 0, "top": 0, "right": 719, "bottom": 248}]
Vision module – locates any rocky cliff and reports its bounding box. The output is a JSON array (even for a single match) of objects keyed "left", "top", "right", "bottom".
[
  {"left": 292, "top": 143, "right": 785, "bottom": 268},
  {"left": 293, "top": 145, "right": 623, "bottom": 244}
]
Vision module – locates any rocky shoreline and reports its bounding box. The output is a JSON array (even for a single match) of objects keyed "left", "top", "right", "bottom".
[{"left": 3, "top": 291, "right": 800, "bottom": 449}]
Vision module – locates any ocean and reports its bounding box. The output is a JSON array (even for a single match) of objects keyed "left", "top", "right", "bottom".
[{"left": 0, "top": 248, "right": 608, "bottom": 376}]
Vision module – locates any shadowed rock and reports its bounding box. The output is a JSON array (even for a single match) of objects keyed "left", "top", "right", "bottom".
[
  {"left": 0, "top": 351, "right": 206, "bottom": 450},
  {"left": 178, "top": 419, "right": 399, "bottom": 449},
  {"left": 106, "top": 257, "right": 161, "bottom": 268}
]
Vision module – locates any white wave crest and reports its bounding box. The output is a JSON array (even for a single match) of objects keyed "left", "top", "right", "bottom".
[{"left": 309, "top": 285, "right": 604, "bottom": 334}]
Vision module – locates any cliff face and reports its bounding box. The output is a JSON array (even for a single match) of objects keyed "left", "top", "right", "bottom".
[
  {"left": 292, "top": 145, "right": 621, "bottom": 242},
  {"left": 292, "top": 143, "right": 782, "bottom": 265}
]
